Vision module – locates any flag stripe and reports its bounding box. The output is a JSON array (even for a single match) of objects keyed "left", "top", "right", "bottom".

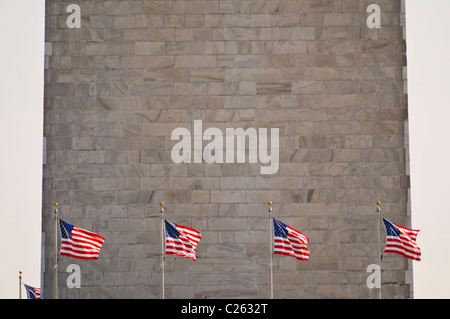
[
  {"left": 385, "top": 238, "right": 421, "bottom": 260},
  {"left": 61, "top": 241, "right": 102, "bottom": 254},
  {"left": 72, "top": 231, "right": 104, "bottom": 246},
  {"left": 60, "top": 252, "right": 102, "bottom": 260},
  {"left": 274, "top": 244, "right": 309, "bottom": 258}
]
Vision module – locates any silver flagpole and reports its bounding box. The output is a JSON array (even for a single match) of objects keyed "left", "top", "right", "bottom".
[
  {"left": 376, "top": 201, "right": 382, "bottom": 299},
  {"left": 160, "top": 202, "right": 165, "bottom": 299},
  {"left": 54, "top": 203, "right": 59, "bottom": 299},
  {"left": 19, "top": 271, "right": 22, "bottom": 299},
  {"left": 268, "top": 201, "right": 273, "bottom": 299}
]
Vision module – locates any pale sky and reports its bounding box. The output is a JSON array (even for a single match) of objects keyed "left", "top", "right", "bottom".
[
  {"left": 406, "top": 0, "right": 450, "bottom": 299},
  {"left": 0, "top": 0, "right": 45, "bottom": 299},
  {"left": 0, "top": 0, "right": 449, "bottom": 299}
]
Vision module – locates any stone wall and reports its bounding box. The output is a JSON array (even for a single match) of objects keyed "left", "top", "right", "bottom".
[{"left": 42, "top": 0, "right": 411, "bottom": 298}]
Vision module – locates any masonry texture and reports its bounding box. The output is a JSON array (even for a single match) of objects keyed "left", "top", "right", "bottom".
[{"left": 42, "top": 0, "right": 412, "bottom": 298}]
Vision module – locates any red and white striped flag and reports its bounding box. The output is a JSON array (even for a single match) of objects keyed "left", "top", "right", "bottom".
[
  {"left": 382, "top": 218, "right": 421, "bottom": 261},
  {"left": 59, "top": 219, "right": 105, "bottom": 260},
  {"left": 273, "top": 218, "right": 310, "bottom": 261},
  {"left": 24, "top": 284, "right": 41, "bottom": 299},
  {"left": 164, "top": 220, "right": 201, "bottom": 261}
]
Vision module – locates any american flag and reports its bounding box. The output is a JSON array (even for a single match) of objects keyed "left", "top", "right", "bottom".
[
  {"left": 382, "top": 218, "right": 421, "bottom": 261},
  {"left": 273, "top": 218, "right": 310, "bottom": 261},
  {"left": 165, "top": 220, "right": 201, "bottom": 262},
  {"left": 59, "top": 219, "right": 105, "bottom": 260},
  {"left": 24, "top": 284, "right": 41, "bottom": 299}
]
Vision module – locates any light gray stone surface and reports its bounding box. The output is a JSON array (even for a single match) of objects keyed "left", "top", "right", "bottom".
[{"left": 42, "top": 0, "right": 411, "bottom": 298}]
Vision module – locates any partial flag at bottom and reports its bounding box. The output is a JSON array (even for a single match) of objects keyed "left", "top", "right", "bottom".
[{"left": 24, "top": 284, "right": 41, "bottom": 299}]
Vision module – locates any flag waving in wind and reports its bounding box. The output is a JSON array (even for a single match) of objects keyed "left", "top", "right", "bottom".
[
  {"left": 59, "top": 219, "right": 105, "bottom": 260},
  {"left": 382, "top": 218, "right": 421, "bottom": 261},
  {"left": 24, "top": 284, "right": 41, "bottom": 299},
  {"left": 165, "top": 220, "right": 201, "bottom": 261},
  {"left": 273, "top": 218, "right": 310, "bottom": 261}
]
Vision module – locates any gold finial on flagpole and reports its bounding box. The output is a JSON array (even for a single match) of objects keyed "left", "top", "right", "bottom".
[
  {"left": 54, "top": 202, "right": 58, "bottom": 207},
  {"left": 376, "top": 201, "right": 381, "bottom": 206}
]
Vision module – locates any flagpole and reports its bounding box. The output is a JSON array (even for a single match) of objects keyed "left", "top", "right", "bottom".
[
  {"left": 268, "top": 201, "right": 273, "bottom": 299},
  {"left": 19, "top": 271, "right": 22, "bottom": 299},
  {"left": 160, "top": 202, "right": 165, "bottom": 299},
  {"left": 376, "top": 201, "right": 382, "bottom": 299},
  {"left": 54, "top": 202, "right": 59, "bottom": 299}
]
